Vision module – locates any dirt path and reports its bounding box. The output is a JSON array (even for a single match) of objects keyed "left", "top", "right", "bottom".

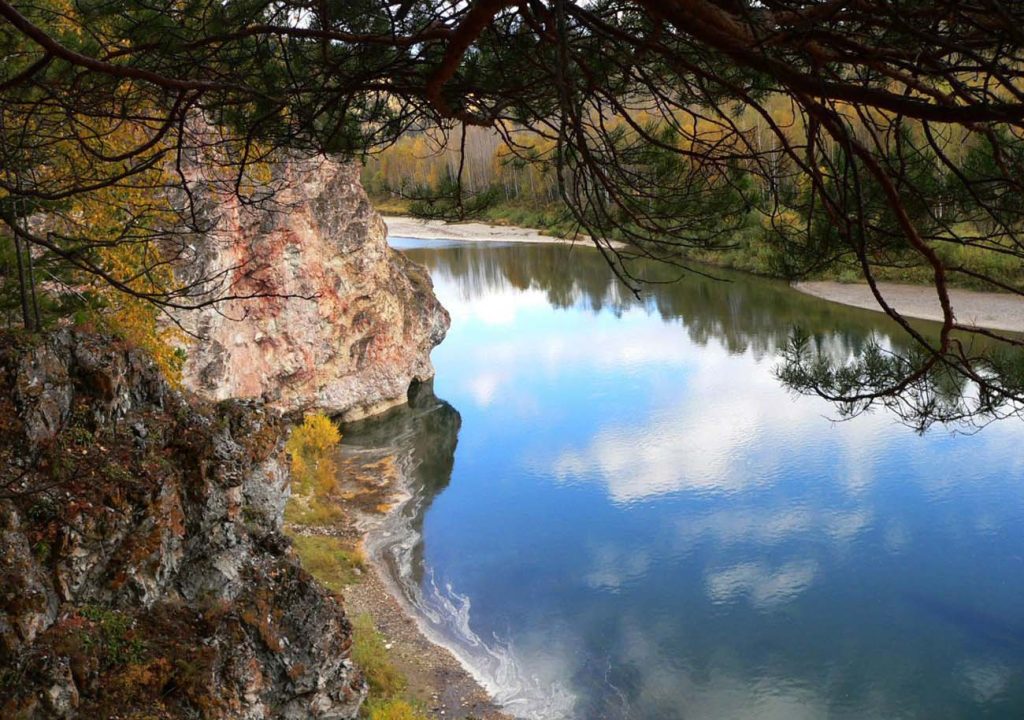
[{"left": 794, "top": 280, "right": 1024, "bottom": 333}]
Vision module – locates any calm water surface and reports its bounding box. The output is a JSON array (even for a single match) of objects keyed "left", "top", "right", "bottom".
[{"left": 342, "top": 238, "right": 1024, "bottom": 720}]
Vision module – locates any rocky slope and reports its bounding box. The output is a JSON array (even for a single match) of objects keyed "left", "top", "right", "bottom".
[
  {"left": 0, "top": 330, "right": 365, "bottom": 718},
  {"left": 177, "top": 157, "right": 449, "bottom": 420}
]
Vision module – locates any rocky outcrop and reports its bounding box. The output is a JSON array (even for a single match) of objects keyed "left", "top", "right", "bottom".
[
  {"left": 177, "top": 157, "right": 449, "bottom": 420},
  {"left": 0, "top": 330, "right": 365, "bottom": 718}
]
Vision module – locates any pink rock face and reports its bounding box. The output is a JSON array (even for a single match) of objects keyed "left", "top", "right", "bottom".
[{"left": 177, "top": 158, "right": 449, "bottom": 419}]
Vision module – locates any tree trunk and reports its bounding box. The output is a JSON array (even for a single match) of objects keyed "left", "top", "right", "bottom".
[{"left": 12, "top": 232, "right": 34, "bottom": 332}]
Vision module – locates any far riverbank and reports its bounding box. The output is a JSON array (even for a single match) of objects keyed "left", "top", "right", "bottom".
[
  {"left": 383, "top": 215, "right": 585, "bottom": 245},
  {"left": 384, "top": 215, "right": 1024, "bottom": 334},
  {"left": 795, "top": 280, "right": 1024, "bottom": 334}
]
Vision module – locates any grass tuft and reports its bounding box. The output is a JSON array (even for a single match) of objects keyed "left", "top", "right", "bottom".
[
  {"left": 351, "top": 612, "right": 407, "bottom": 698},
  {"left": 284, "top": 494, "right": 345, "bottom": 526},
  {"left": 365, "top": 698, "right": 431, "bottom": 720},
  {"left": 289, "top": 535, "right": 365, "bottom": 592}
]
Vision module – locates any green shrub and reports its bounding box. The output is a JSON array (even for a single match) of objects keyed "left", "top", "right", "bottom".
[
  {"left": 80, "top": 605, "right": 147, "bottom": 668},
  {"left": 284, "top": 495, "right": 345, "bottom": 526}
]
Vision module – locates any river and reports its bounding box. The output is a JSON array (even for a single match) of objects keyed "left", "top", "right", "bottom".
[{"left": 341, "top": 237, "right": 1024, "bottom": 720}]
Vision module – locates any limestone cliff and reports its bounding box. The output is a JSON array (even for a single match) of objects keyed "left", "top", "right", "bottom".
[
  {"left": 177, "top": 157, "right": 449, "bottom": 420},
  {"left": 0, "top": 330, "right": 365, "bottom": 718}
]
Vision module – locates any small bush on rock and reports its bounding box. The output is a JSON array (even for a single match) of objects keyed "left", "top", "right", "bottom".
[{"left": 286, "top": 413, "right": 341, "bottom": 494}]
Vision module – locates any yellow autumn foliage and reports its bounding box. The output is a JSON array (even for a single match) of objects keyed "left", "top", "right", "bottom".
[
  {"left": 285, "top": 413, "right": 341, "bottom": 495},
  {"left": 1, "top": 0, "right": 279, "bottom": 383},
  {"left": 1, "top": 68, "right": 191, "bottom": 381}
]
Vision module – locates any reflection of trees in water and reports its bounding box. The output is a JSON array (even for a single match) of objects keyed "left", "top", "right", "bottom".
[
  {"left": 341, "top": 380, "right": 460, "bottom": 586},
  {"left": 405, "top": 243, "right": 916, "bottom": 360},
  {"left": 406, "top": 243, "right": 1023, "bottom": 429}
]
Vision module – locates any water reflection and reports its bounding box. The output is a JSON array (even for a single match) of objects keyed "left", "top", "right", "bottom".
[
  {"left": 340, "top": 380, "right": 460, "bottom": 588},
  {"left": 403, "top": 239, "right": 1020, "bottom": 430},
  {"left": 344, "top": 238, "right": 1024, "bottom": 719},
  {"left": 343, "top": 379, "right": 576, "bottom": 716},
  {"left": 399, "top": 239, "right": 917, "bottom": 362}
]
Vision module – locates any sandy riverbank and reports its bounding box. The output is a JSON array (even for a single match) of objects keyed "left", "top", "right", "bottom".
[
  {"left": 343, "top": 558, "right": 511, "bottom": 719},
  {"left": 383, "top": 214, "right": 585, "bottom": 245},
  {"left": 388, "top": 215, "right": 1024, "bottom": 335},
  {"left": 287, "top": 449, "right": 513, "bottom": 720},
  {"left": 794, "top": 280, "right": 1024, "bottom": 334}
]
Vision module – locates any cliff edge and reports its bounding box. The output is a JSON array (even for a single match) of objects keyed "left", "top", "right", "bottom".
[
  {"left": 0, "top": 330, "right": 365, "bottom": 718},
  {"left": 178, "top": 157, "right": 449, "bottom": 420}
]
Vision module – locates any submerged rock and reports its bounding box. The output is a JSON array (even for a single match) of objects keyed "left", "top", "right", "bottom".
[
  {"left": 0, "top": 330, "right": 365, "bottom": 718},
  {"left": 176, "top": 157, "right": 449, "bottom": 420}
]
